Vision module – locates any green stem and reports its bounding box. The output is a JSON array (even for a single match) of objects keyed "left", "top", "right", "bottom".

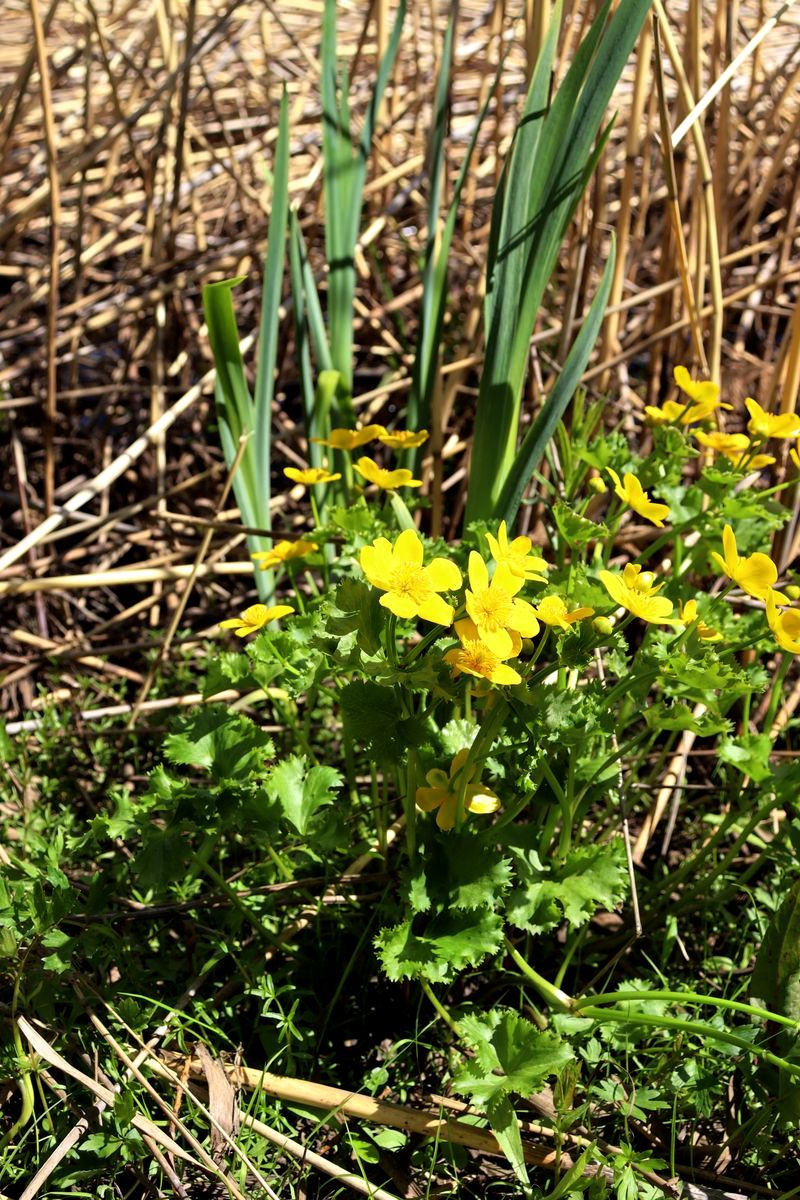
[
  {"left": 504, "top": 937, "right": 573, "bottom": 1012},
  {"left": 578, "top": 1006, "right": 800, "bottom": 1077},
  {"left": 420, "top": 980, "right": 462, "bottom": 1036},
  {"left": 573, "top": 988, "right": 800, "bottom": 1032}
]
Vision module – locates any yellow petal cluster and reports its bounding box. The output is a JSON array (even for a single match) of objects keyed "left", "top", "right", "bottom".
[
  {"left": 360, "top": 529, "right": 461, "bottom": 625},
  {"left": 607, "top": 468, "right": 670, "bottom": 528},
  {"left": 532, "top": 595, "right": 594, "bottom": 632},
  {"left": 598, "top": 564, "right": 677, "bottom": 625},
  {"left": 766, "top": 592, "right": 800, "bottom": 654},
  {"left": 378, "top": 429, "right": 429, "bottom": 450},
  {"left": 354, "top": 456, "right": 422, "bottom": 490},
  {"left": 744, "top": 398, "right": 800, "bottom": 440},
  {"left": 311, "top": 425, "right": 385, "bottom": 451},
  {"left": 485, "top": 520, "right": 548, "bottom": 582},
  {"left": 444, "top": 618, "right": 522, "bottom": 685},
  {"left": 219, "top": 603, "right": 294, "bottom": 637},
  {"left": 284, "top": 466, "right": 341, "bottom": 486},
  {"left": 416, "top": 748, "right": 501, "bottom": 831},
  {"left": 711, "top": 525, "right": 784, "bottom": 602},
  {"left": 679, "top": 599, "right": 721, "bottom": 641},
  {"left": 252, "top": 538, "right": 318, "bottom": 572},
  {"left": 465, "top": 552, "right": 540, "bottom": 657}
]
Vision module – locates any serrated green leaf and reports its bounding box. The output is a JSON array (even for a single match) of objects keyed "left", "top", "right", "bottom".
[
  {"left": 507, "top": 841, "right": 627, "bottom": 934},
  {"left": 164, "top": 708, "right": 274, "bottom": 782},
  {"left": 267, "top": 755, "right": 341, "bottom": 835},
  {"left": 718, "top": 734, "right": 773, "bottom": 782},
  {"left": 328, "top": 579, "right": 384, "bottom": 654},
  {"left": 340, "top": 680, "right": 424, "bottom": 763},
  {"left": 376, "top": 909, "right": 503, "bottom": 983},
  {"left": 454, "top": 1009, "right": 573, "bottom": 1107},
  {"left": 552, "top": 499, "right": 609, "bottom": 549}
]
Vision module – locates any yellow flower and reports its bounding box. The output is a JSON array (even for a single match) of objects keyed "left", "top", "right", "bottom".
[
  {"left": 377, "top": 429, "right": 429, "bottom": 450},
  {"left": 465, "top": 552, "right": 540, "bottom": 657},
  {"left": 311, "top": 425, "right": 385, "bottom": 451},
  {"left": 532, "top": 595, "right": 594, "bottom": 632},
  {"left": 607, "top": 469, "right": 670, "bottom": 528},
  {"left": 766, "top": 591, "right": 800, "bottom": 654},
  {"left": 354, "top": 456, "right": 422, "bottom": 490},
  {"left": 695, "top": 431, "right": 750, "bottom": 456},
  {"left": 485, "top": 520, "right": 548, "bottom": 582},
  {"left": 645, "top": 367, "right": 731, "bottom": 425},
  {"left": 360, "top": 528, "right": 462, "bottom": 624},
  {"left": 679, "top": 599, "right": 721, "bottom": 641},
  {"left": 219, "top": 603, "right": 294, "bottom": 637},
  {"left": 251, "top": 538, "right": 318, "bottom": 572},
  {"left": 444, "top": 618, "right": 522, "bottom": 686},
  {"left": 598, "top": 564, "right": 677, "bottom": 625},
  {"left": 284, "top": 466, "right": 341, "bottom": 486},
  {"left": 711, "top": 524, "right": 784, "bottom": 602},
  {"left": 791, "top": 447, "right": 800, "bottom": 471},
  {"left": 416, "top": 748, "right": 501, "bottom": 831},
  {"left": 744, "top": 398, "right": 800, "bottom": 440},
  {"left": 694, "top": 431, "right": 774, "bottom": 471}
]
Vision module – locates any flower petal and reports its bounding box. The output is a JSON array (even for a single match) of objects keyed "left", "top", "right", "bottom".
[
  {"left": 416, "top": 788, "right": 446, "bottom": 813},
  {"left": 468, "top": 551, "right": 489, "bottom": 592},
  {"left": 417, "top": 593, "right": 455, "bottom": 626},
  {"left": 427, "top": 557, "right": 462, "bottom": 592},
  {"left": 394, "top": 528, "right": 424, "bottom": 566}
]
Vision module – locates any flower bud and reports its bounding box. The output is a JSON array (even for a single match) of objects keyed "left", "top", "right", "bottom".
[
  {"left": 786, "top": 585, "right": 800, "bottom": 601},
  {"left": 588, "top": 476, "right": 607, "bottom": 495},
  {"left": 592, "top": 616, "right": 615, "bottom": 636},
  {"left": 635, "top": 570, "right": 656, "bottom": 592}
]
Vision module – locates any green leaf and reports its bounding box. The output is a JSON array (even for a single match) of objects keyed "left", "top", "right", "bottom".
[
  {"left": 506, "top": 841, "right": 627, "bottom": 934},
  {"left": 552, "top": 498, "right": 609, "bottom": 549},
  {"left": 644, "top": 703, "right": 729, "bottom": 736},
  {"left": 454, "top": 1008, "right": 573, "bottom": 1178},
  {"left": 410, "top": 832, "right": 512, "bottom": 912},
  {"left": 328, "top": 579, "right": 383, "bottom": 655},
  {"left": 267, "top": 755, "right": 342, "bottom": 835},
  {"left": 491, "top": 243, "right": 616, "bottom": 528},
  {"left": 164, "top": 708, "right": 274, "bottom": 782},
  {"left": 340, "top": 680, "right": 424, "bottom": 763},
  {"left": 751, "top": 879, "right": 800, "bottom": 1021},
  {"left": 376, "top": 909, "right": 503, "bottom": 983},
  {"left": 718, "top": 733, "right": 773, "bottom": 782}
]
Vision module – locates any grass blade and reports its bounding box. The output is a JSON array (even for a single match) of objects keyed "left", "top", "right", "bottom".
[{"left": 492, "top": 237, "right": 616, "bottom": 530}]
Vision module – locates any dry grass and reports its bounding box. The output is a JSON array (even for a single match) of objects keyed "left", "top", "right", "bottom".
[{"left": 1, "top": 0, "right": 799, "bottom": 718}]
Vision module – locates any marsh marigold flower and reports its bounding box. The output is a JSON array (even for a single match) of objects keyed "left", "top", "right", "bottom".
[
  {"left": 360, "top": 528, "right": 461, "bottom": 624},
  {"left": 744, "top": 398, "right": 800, "bottom": 440},
  {"left": 644, "top": 366, "right": 731, "bottom": 426},
  {"left": 354, "top": 456, "right": 422, "bottom": 490},
  {"left": 284, "top": 466, "right": 341, "bottom": 486},
  {"left": 219, "top": 603, "right": 294, "bottom": 637},
  {"left": 416, "top": 748, "right": 501, "bottom": 831},
  {"left": 485, "top": 520, "right": 548, "bottom": 582},
  {"left": 679, "top": 599, "right": 721, "bottom": 641},
  {"left": 599, "top": 564, "right": 677, "bottom": 625},
  {"left": 311, "top": 425, "right": 385, "bottom": 451},
  {"left": 378, "top": 429, "right": 429, "bottom": 450},
  {"left": 607, "top": 468, "right": 670, "bottom": 528},
  {"left": 766, "top": 592, "right": 800, "bottom": 654},
  {"left": 444, "top": 617, "right": 522, "bottom": 686},
  {"left": 694, "top": 430, "right": 775, "bottom": 471},
  {"left": 711, "top": 524, "right": 784, "bottom": 602},
  {"left": 465, "top": 552, "right": 540, "bottom": 657},
  {"left": 532, "top": 595, "right": 594, "bottom": 632},
  {"left": 252, "top": 538, "right": 318, "bottom": 572}
]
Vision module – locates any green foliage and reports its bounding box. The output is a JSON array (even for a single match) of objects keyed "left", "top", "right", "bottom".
[{"left": 506, "top": 841, "right": 628, "bottom": 935}]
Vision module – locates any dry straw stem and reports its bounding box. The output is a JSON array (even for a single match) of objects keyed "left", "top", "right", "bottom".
[
  {"left": 148, "top": 1053, "right": 571, "bottom": 1172},
  {"left": 0, "top": 560, "right": 254, "bottom": 596}
]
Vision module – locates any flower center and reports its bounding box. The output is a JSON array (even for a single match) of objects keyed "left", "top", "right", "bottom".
[
  {"left": 389, "top": 562, "right": 432, "bottom": 605},
  {"left": 473, "top": 585, "right": 514, "bottom": 630},
  {"left": 461, "top": 641, "right": 500, "bottom": 675}
]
